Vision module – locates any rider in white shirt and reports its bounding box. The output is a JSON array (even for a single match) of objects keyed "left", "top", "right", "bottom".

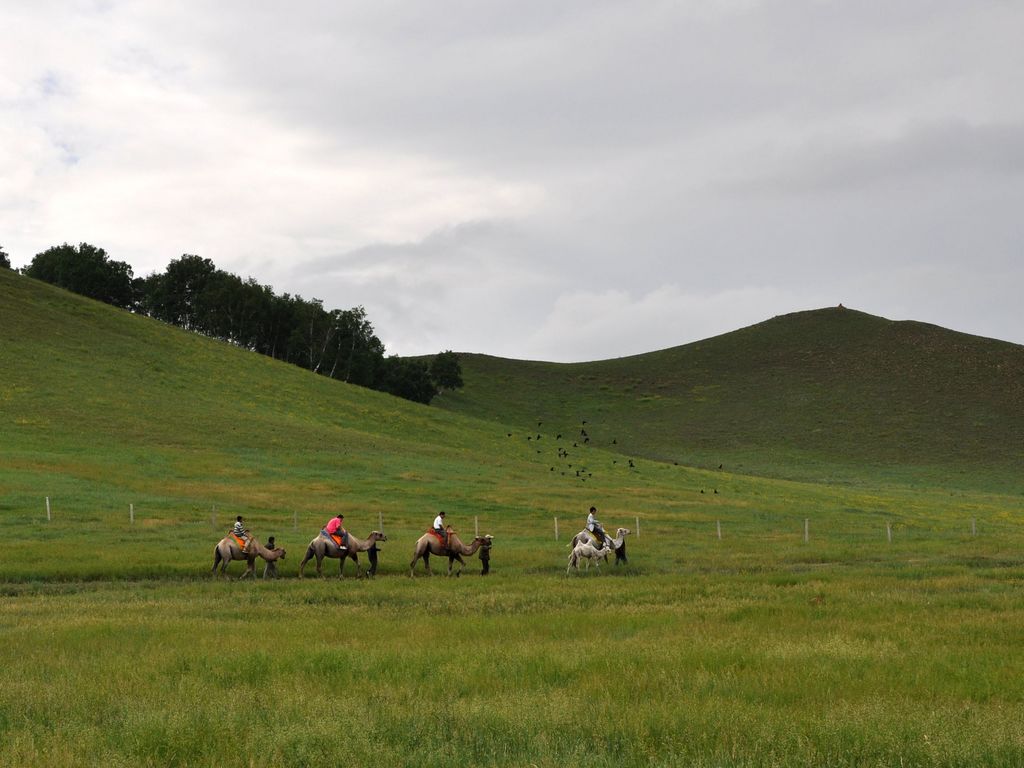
[
  {"left": 433, "top": 510, "right": 448, "bottom": 546},
  {"left": 586, "top": 506, "right": 609, "bottom": 547}
]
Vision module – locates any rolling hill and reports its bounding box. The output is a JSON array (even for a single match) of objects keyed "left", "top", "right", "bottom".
[{"left": 433, "top": 307, "right": 1024, "bottom": 488}]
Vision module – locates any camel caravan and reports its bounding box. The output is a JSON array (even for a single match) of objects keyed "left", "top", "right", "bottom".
[{"left": 211, "top": 506, "right": 633, "bottom": 579}]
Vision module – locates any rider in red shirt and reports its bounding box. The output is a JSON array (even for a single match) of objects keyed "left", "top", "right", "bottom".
[{"left": 324, "top": 514, "right": 346, "bottom": 548}]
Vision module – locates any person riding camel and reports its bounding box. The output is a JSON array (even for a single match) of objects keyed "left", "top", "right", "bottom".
[
  {"left": 231, "top": 515, "right": 252, "bottom": 552},
  {"left": 586, "top": 506, "right": 610, "bottom": 548},
  {"left": 323, "top": 513, "right": 347, "bottom": 550},
  {"left": 433, "top": 511, "right": 449, "bottom": 549}
]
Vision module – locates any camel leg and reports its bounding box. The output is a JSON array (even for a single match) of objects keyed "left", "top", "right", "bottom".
[
  {"left": 298, "top": 546, "right": 314, "bottom": 578},
  {"left": 212, "top": 547, "right": 222, "bottom": 574},
  {"left": 316, "top": 553, "right": 325, "bottom": 577},
  {"left": 239, "top": 557, "right": 256, "bottom": 579},
  {"left": 448, "top": 554, "right": 465, "bottom": 577}
]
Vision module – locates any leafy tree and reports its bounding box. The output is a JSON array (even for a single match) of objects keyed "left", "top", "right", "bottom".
[
  {"left": 286, "top": 296, "right": 337, "bottom": 374},
  {"left": 24, "top": 242, "right": 134, "bottom": 308},
  {"left": 142, "top": 254, "right": 217, "bottom": 329},
  {"left": 0, "top": 245, "right": 10, "bottom": 269},
  {"left": 327, "top": 306, "right": 385, "bottom": 386},
  {"left": 430, "top": 350, "right": 464, "bottom": 392},
  {"left": 376, "top": 357, "right": 438, "bottom": 404}
]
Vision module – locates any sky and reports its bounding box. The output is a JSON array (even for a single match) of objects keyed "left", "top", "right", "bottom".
[{"left": 2, "top": 1, "right": 1022, "bottom": 362}]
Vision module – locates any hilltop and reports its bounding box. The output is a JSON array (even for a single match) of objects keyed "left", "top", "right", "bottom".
[{"left": 433, "top": 307, "right": 1024, "bottom": 488}]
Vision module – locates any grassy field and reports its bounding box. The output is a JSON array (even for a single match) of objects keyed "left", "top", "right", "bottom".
[{"left": 3, "top": 269, "right": 1024, "bottom": 766}]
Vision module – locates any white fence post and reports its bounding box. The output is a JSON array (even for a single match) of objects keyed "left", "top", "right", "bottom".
[
  {"left": 475, "top": 516, "right": 479, "bottom": 537},
  {"left": 554, "top": 516, "right": 559, "bottom": 541},
  {"left": 379, "top": 510, "right": 384, "bottom": 534},
  {"left": 636, "top": 516, "right": 640, "bottom": 538},
  {"left": 804, "top": 518, "right": 809, "bottom": 543},
  {"left": 717, "top": 520, "right": 722, "bottom": 540},
  {"left": 46, "top": 496, "right": 51, "bottom": 522},
  {"left": 886, "top": 521, "right": 892, "bottom": 543},
  {"left": 130, "top": 503, "right": 135, "bottom": 525},
  {"left": 971, "top": 518, "right": 977, "bottom": 536}
]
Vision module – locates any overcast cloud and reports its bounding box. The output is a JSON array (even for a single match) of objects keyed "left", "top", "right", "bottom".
[{"left": 2, "top": 1, "right": 1022, "bottom": 361}]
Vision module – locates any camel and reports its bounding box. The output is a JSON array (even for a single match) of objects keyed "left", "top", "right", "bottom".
[
  {"left": 298, "top": 530, "right": 388, "bottom": 578},
  {"left": 566, "top": 539, "right": 614, "bottom": 574},
  {"left": 409, "top": 528, "right": 493, "bottom": 577},
  {"left": 212, "top": 535, "right": 286, "bottom": 579},
  {"left": 570, "top": 527, "right": 631, "bottom": 565}
]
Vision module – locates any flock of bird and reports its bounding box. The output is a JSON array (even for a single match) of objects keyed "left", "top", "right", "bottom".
[
  {"left": 507, "top": 419, "right": 723, "bottom": 494},
  {"left": 506, "top": 419, "right": 635, "bottom": 484}
]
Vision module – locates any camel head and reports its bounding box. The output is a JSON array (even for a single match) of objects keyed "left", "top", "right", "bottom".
[
  {"left": 370, "top": 531, "right": 388, "bottom": 543},
  {"left": 477, "top": 534, "right": 494, "bottom": 547},
  {"left": 616, "top": 528, "right": 631, "bottom": 538},
  {"left": 274, "top": 548, "right": 286, "bottom": 559}
]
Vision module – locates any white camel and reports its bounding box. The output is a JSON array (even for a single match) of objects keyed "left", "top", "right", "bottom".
[
  {"left": 570, "top": 526, "right": 630, "bottom": 550},
  {"left": 570, "top": 526, "right": 631, "bottom": 565},
  {"left": 566, "top": 539, "right": 615, "bottom": 574}
]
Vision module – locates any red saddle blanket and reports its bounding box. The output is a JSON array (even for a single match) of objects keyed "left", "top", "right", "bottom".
[{"left": 428, "top": 529, "right": 446, "bottom": 544}]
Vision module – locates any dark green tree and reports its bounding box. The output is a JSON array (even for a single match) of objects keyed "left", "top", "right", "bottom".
[
  {"left": 376, "top": 357, "right": 438, "bottom": 404},
  {"left": 0, "top": 245, "right": 10, "bottom": 269},
  {"left": 286, "top": 296, "right": 337, "bottom": 374},
  {"left": 430, "top": 350, "right": 464, "bottom": 392},
  {"left": 328, "top": 306, "right": 386, "bottom": 386},
  {"left": 142, "top": 254, "right": 217, "bottom": 329},
  {"left": 24, "top": 242, "right": 134, "bottom": 308}
]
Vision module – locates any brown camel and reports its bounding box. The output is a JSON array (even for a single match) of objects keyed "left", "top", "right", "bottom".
[
  {"left": 298, "top": 530, "right": 388, "bottom": 578},
  {"left": 409, "top": 529, "right": 493, "bottom": 577},
  {"left": 212, "top": 535, "right": 286, "bottom": 579}
]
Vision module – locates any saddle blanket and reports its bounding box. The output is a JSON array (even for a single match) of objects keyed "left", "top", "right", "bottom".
[{"left": 320, "top": 530, "right": 347, "bottom": 548}]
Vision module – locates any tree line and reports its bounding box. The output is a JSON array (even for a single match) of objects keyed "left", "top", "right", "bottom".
[{"left": 6, "top": 242, "right": 462, "bottom": 404}]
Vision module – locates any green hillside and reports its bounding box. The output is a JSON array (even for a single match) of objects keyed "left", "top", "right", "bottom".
[
  {"left": 435, "top": 308, "right": 1024, "bottom": 489},
  {"left": 5, "top": 268, "right": 1024, "bottom": 767},
  {"left": 0, "top": 267, "right": 570, "bottom": 542}
]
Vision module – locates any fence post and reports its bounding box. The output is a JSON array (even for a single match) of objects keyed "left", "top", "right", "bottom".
[
  {"left": 475, "top": 516, "right": 479, "bottom": 538},
  {"left": 46, "top": 496, "right": 51, "bottom": 522},
  {"left": 636, "top": 516, "right": 640, "bottom": 538},
  {"left": 554, "top": 516, "right": 559, "bottom": 541},
  {"left": 804, "top": 518, "right": 809, "bottom": 543},
  {"left": 130, "top": 503, "right": 135, "bottom": 525},
  {"left": 886, "top": 521, "right": 892, "bottom": 543},
  {"left": 717, "top": 520, "right": 722, "bottom": 540},
  {"left": 379, "top": 510, "right": 384, "bottom": 534},
  {"left": 971, "top": 518, "right": 977, "bottom": 536}
]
